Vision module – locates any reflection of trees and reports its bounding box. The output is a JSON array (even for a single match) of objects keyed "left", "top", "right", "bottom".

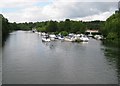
[{"left": 103, "top": 47, "right": 120, "bottom": 85}]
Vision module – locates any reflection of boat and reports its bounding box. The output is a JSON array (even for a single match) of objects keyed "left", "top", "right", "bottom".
[{"left": 42, "top": 36, "right": 50, "bottom": 42}]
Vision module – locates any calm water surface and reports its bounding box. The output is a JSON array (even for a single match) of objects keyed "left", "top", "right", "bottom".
[{"left": 2, "top": 31, "right": 119, "bottom": 84}]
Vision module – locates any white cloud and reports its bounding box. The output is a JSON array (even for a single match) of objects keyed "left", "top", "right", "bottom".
[
  {"left": 0, "top": 0, "right": 50, "bottom": 8},
  {"left": 1, "top": 0, "right": 119, "bottom": 22},
  {"left": 77, "top": 11, "right": 114, "bottom": 21}
]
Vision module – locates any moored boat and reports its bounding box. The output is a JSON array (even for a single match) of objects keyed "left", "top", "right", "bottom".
[
  {"left": 42, "top": 36, "right": 50, "bottom": 42},
  {"left": 58, "top": 35, "right": 64, "bottom": 40},
  {"left": 49, "top": 34, "right": 56, "bottom": 41},
  {"left": 79, "top": 35, "right": 89, "bottom": 42},
  {"left": 64, "top": 37, "right": 73, "bottom": 42},
  {"left": 94, "top": 35, "right": 103, "bottom": 40}
]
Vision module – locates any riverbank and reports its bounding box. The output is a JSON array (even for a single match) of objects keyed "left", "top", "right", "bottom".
[{"left": 102, "top": 39, "right": 120, "bottom": 48}]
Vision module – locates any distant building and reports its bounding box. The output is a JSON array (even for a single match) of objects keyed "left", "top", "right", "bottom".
[
  {"left": 85, "top": 30, "right": 100, "bottom": 37},
  {"left": 85, "top": 30, "right": 99, "bottom": 33}
]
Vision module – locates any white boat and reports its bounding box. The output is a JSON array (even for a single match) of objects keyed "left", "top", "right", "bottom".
[
  {"left": 41, "top": 32, "right": 46, "bottom": 36},
  {"left": 58, "top": 36, "right": 64, "bottom": 40},
  {"left": 35, "top": 32, "right": 38, "bottom": 34},
  {"left": 94, "top": 35, "right": 103, "bottom": 40},
  {"left": 64, "top": 37, "right": 75, "bottom": 42},
  {"left": 42, "top": 36, "right": 50, "bottom": 42},
  {"left": 49, "top": 34, "right": 56, "bottom": 41},
  {"left": 80, "top": 35, "right": 89, "bottom": 42},
  {"left": 69, "top": 33, "right": 74, "bottom": 37},
  {"left": 32, "top": 29, "right": 37, "bottom": 33},
  {"left": 64, "top": 38, "right": 72, "bottom": 42},
  {"left": 38, "top": 32, "right": 41, "bottom": 35},
  {"left": 88, "top": 34, "right": 93, "bottom": 37}
]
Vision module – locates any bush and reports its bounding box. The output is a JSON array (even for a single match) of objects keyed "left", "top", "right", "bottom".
[
  {"left": 106, "top": 32, "right": 117, "bottom": 40},
  {"left": 37, "top": 27, "right": 46, "bottom": 32},
  {"left": 60, "top": 31, "right": 68, "bottom": 36}
]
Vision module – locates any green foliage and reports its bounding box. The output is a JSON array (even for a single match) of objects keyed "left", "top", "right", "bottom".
[
  {"left": 17, "top": 23, "right": 32, "bottom": 30},
  {"left": 2, "top": 16, "right": 102, "bottom": 34},
  {"left": 1, "top": 14, "right": 10, "bottom": 41},
  {"left": 60, "top": 31, "right": 68, "bottom": 36},
  {"left": 64, "top": 19, "right": 71, "bottom": 32},
  {"left": 100, "top": 12, "right": 120, "bottom": 45},
  {"left": 46, "top": 20, "right": 58, "bottom": 32},
  {"left": 54, "top": 31, "right": 59, "bottom": 35},
  {"left": 106, "top": 32, "right": 118, "bottom": 40},
  {"left": 85, "top": 20, "right": 104, "bottom": 30},
  {"left": 36, "top": 27, "right": 46, "bottom": 32},
  {"left": 70, "top": 21, "right": 86, "bottom": 33}
]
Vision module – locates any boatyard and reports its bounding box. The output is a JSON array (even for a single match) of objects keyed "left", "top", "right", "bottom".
[{"left": 32, "top": 29, "right": 103, "bottom": 43}]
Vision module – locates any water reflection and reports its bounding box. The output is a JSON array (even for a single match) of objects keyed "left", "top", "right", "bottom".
[
  {"left": 101, "top": 43, "right": 120, "bottom": 85},
  {"left": 42, "top": 41, "right": 56, "bottom": 49},
  {"left": 2, "top": 31, "right": 118, "bottom": 84}
]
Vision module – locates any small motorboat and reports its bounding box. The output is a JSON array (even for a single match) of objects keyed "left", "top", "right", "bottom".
[
  {"left": 49, "top": 34, "right": 56, "bottom": 41},
  {"left": 80, "top": 35, "right": 89, "bottom": 42},
  {"left": 58, "top": 36, "right": 64, "bottom": 40},
  {"left": 94, "top": 35, "right": 103, "bottom": 40},
  {"left": 32, "top": 29, "right": 37, "bottom": 33},
  {"left": 64, "top": 38, "right": 72, "bottom": 42},
  {"left": 42, "top": 36, "right": 50, "bottom": 42}
]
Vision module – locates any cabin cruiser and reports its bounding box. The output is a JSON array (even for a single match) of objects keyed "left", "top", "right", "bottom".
[
  {"left": 41, "top": 32, "right": 47, "bottom": 36},
  {"left": 32, "top": 29, "right": 37, "bottom": 33},
  {"left": 42, "top": 36, "right": 50, "bottom": 42},
  {"left": 94, "top": 35, "right": 103, "bottom": 40},
  {"left": 58, "top": 35, "right": 64, "bottom": 40},
  {"left": 64, "top": 37, "right": 73, "bottom": 42},
  {"left": 49, "top": 34, "right": 56, "bottom": 41},
  {"left": 79, "top": 34, "right": 89, "bottom": 42}
]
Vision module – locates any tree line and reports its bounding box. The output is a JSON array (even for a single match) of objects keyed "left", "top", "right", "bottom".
[
  {"left": 1, "top": 14, "right": 10, "bottom": 43},
  {"left": 100, "top": 12, "right": 120, "bottom": 46},
  {"left": 1, "top": 13, "right": 104, "bottom": 41}
]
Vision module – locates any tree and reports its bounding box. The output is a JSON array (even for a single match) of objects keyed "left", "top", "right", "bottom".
[
  {"left": 100, "top": 12, "right": 120, "bottom": 45},
  {"left": 60, "top": 31, "right": 68, "bottom": 36},
  {"left": 1, "top": 14, "right": 10, "bottom": 43},
  {"left": 64, "top": 19, "right": 71, "bottom": 32},
  {"left": 46, "top": 20, "right": 58, "bottom": 32}
]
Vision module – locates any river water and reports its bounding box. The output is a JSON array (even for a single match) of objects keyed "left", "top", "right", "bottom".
[{"left": 2, "top": 31, "right": 119, "bottom": 84}]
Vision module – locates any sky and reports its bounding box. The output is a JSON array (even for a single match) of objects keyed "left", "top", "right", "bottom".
[{"left": 0, "top": 0, "right": 119, "bottom": 23}]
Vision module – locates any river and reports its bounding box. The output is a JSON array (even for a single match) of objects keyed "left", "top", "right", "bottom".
[{"left": 2, "top": 31, "right": 119, "bottom": 84}]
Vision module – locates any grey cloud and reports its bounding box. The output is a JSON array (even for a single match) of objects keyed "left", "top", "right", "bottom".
[
  {"left": 58, "top": 2, "right": 118, "bottom": 19},
  {"left": 2, "top": 1, "right": 119, "bottom": 22}
]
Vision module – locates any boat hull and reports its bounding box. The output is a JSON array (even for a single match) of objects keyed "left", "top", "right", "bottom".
[{"left": 42, "top": 38, "right": 50, "bottom": 42}]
